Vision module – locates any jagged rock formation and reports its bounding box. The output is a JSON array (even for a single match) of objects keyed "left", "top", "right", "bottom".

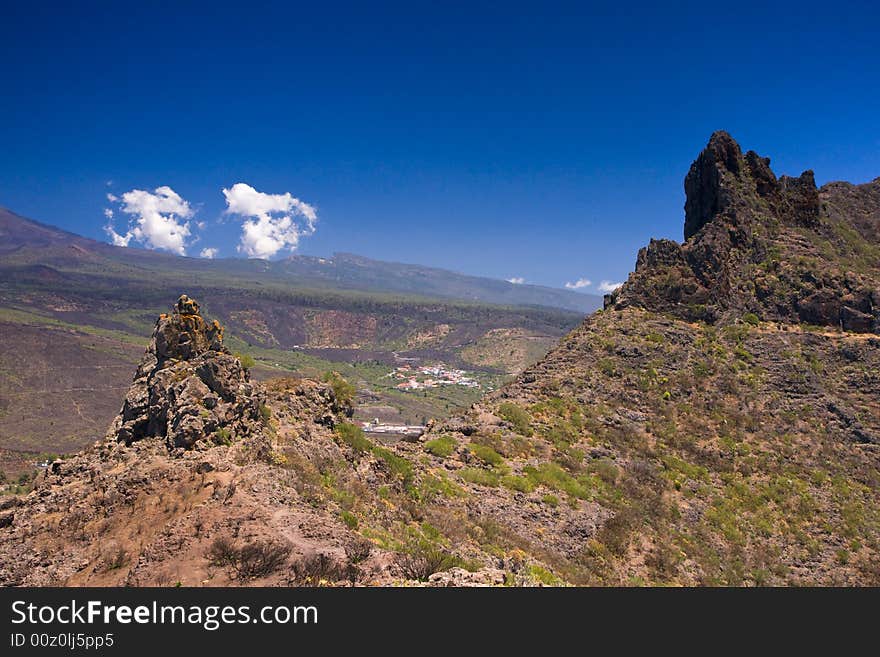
[
  {"left": 108, "top": 295, "right": 264, "bottom": 450},
  {"left": 607, "top": 131, "right": 880, "bottom": 333}
]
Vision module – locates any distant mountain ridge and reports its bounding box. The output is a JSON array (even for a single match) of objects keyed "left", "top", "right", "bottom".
[{"left": 0, "top": 207, "right": 601, "bottom": 313}]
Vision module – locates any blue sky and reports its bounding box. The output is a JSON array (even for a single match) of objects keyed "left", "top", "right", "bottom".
[{"left": 1, "top": 1, "right": 878, "bottom": 292}]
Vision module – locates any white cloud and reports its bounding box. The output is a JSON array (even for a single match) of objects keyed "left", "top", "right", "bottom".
[
  {"left": 199, "top": 247, "right": 219, "bottom": 259},
  {"left": 103, "top": 186, "right": 194, "bottom": 255},
  {"left": 597, "top": 280, "right": 623, "bottom": 293},
  {"left": 564, "top": 278, "right": 592, "bottom": 290},
  {"left": 507, "top": 277, "right": 525, "bottom": 284},
  {"left": 103, "top": 208, "right": 114, "bottom": 219},
  {"left": 104, "top": 223, "right": 131, "bottom": 247},
  {"left": 223, "top": 182, "right": 318, "bottom": 259}
]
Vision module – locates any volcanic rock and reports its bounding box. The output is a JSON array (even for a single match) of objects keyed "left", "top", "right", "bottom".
[
  {"left": 607, "top": 131, "right": 879, "bottom": 333},
  {"left": 107, "top": 295, "right": 263, "bottom": 450}
]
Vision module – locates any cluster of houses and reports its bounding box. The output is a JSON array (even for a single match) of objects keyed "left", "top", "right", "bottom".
[{"left": 391, "top": 363, "right": 479, "bottom": 391}]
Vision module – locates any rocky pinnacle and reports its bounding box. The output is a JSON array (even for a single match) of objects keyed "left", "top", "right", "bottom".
[{"left": 107, "top": 295, "right": 264, "bottom": 450}]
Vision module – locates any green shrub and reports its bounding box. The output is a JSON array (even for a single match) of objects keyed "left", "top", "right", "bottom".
[
  {"left": 591, "top": 459, "right": 619, "bottom": 485},
  {"left": 527, "top": 564, "right": 564, "bottom": 586},
  {"left": 501, "top": 475, "right": 535, "bottom": 493},
  {"left": 498, "top": 402, "right": 533, "bottom": 436},
  {"left": 414, "top": 473, "right": 465, "bottom": 502},
  {"left": 524, "top": 462, "right": 590, "bottom": 499},
  {"left": 742, "top": 312, "right": 760, "bottom": 326},
  {"left": 372, "top": 446, "right": 414, "bottom": 487},
  {"left": 734, "top": 344, "right": 754, "bottom": 362},
  {"left": 214, "top": 427, "right": 233, "bottom": 445},
  {"left": 468, "top": 443, "right": 505, "bottom": 467},
  {"left": 236, "top": 353, "right": 257, "bottom": 369},
  {"left": 459, "top": 467, "right": 501, "bottom": 487},
  {"left": 323, "top": 371, "right": 356, "bottom": 405},
  {"left": 335, "top": 423, "right": 373, "bottom": 453},
  {"left": 598, "top": 358, "right": 617, "bottom": 377},
  {"left": 340, "top": 510, "right": 358, "bottom": 529},
  {"left": 259, "top": 404, "right": 272, "bottom": 422},
  {"left": 542, "top": 494, "right": 559, "bottom": 507},
  {"left": 424, "top": 435, "right": 456, "bottom": 458}
]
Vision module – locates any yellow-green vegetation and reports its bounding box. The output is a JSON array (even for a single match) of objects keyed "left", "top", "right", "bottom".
[
  {"left": 498, "top": 402, "right": 533, "bottom": 435},
  {"left": 742, "top": 312, "right": 760, "bottom": 326},
  {"left": 459, "top": 467, "right": 501, "bottom": 487},
  {"left": 523, "top": 462, "right": 592, "bottom": 500},
  {"left": 372, "top": 445, "right": 414, "bottom": 487},
  {"left": 334, "top": 422, "right": 414, "bottom": 488},
  {"left": 235, "top": 352, "right": 257, "bottom": 369},
  {"left": 527, "top": 564, "right": 565, "bottom": 586},
  {"left": 501, "top": 474, "right": 535, "bottom": 493},
  {"left": 340, "top": 510, "right": 358, "bottom": 529},
  {"left": 413, "top": 471, "right": 465, "bottom": 502},
  {"left": 334, "top": 422, "right": 372, "bottom": 452},
  {"left": 424, "top": 435, "right": 456, "bottom": 458},
  {"left": 322, "top": 371, "right": 356, "bottom": 406},
  {"left": 213, "top": 427, "right": 233, "bottom": 445},
  {"left": 468, "top": 443, "right": 505, "bottom": 467}
]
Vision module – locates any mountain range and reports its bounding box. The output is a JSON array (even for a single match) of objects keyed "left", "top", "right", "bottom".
[{"left": 0, "top": 208, "right": 602, "bottom": 313}]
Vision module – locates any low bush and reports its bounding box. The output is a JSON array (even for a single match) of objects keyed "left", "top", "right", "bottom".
[
  {"left": 468, "top": 443, "right": 505, "bottom": 467},
  {"left": 498, "top": 402, "right": 533, "bottom": 436},
  {"left": 292, "top": 553, "right": 344, "bottom": 585},
  {"left": 207, "top": 537, "right": 292, "bottom": 581},
  {"left": 340, "top": 510, "right": 358, "bottom": 529},
  {"left": 524, "top": 462, "right": 590, "bottom": 499},
  {"left": 322, "top": 371, "right": 356, "bottom": 406},
  {"left": 396, "top": 546, "right": 459, "bottom": 581},
  {"left": 372, "top": 446, "right": 414, "bottom": 487},
  {"left": 459, "top": 467, "right": 501, "bottom": 487},
  {"left": 335, "top": 423, "right": 373, "bottom": 453},
  {"left": 501, "top": 474, "right": 535, "bottom": 493},
  {"left": 424, "top": 435, "right": 456, "bottom": 458}
]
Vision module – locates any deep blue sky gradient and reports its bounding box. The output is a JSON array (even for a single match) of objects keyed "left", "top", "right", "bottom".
[{"left": 1, "top": 1, "right": 878, "bottom": 289}]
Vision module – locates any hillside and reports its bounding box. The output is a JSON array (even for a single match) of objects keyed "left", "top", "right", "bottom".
[
  {"left": 1, "top": 133, "right": 877, "bottom": 587},
  {"left": 418, "top": 132, "right": 879, "bottom": 585},
  {"left": 0, "top": 210, "right": 590, "bottom": 469}
]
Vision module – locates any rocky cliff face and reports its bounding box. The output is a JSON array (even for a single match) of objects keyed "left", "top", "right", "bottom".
[
  {"left": 108, "top": 295, "right": 264, "bottom": 450},
  {"left": 607, "top": 131, "right": 880, "bottom": 333}
]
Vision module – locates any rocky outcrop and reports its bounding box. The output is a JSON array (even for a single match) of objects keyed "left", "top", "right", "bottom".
[
  {"left": 607, "top": 131, "right": 879, "bottom": 333},
  {"left": 107, "top": 295, "right": 264, "bottom": 450}
]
